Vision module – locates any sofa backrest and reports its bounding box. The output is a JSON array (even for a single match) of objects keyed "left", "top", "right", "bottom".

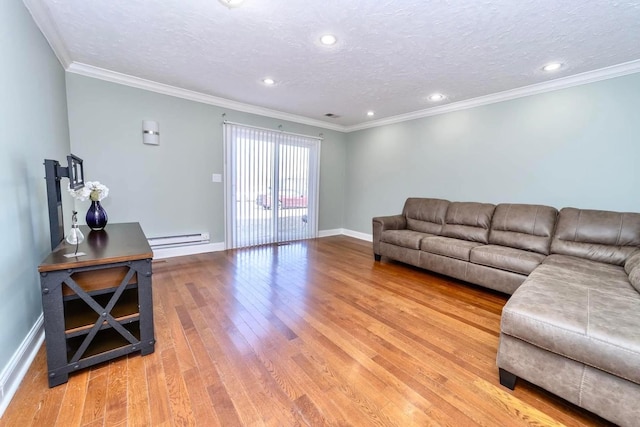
[
  {"left": 441, "top": 202, "right": 495, "bottom": 243},
  {"left": 551, "top": 207, "right": 640, "bottom": 265},
  {"left": 489, "top": 204, "right": 558, "bottom": 255},
  {"left": 402, "top": 198, "right": 450, "bottom": 235}
]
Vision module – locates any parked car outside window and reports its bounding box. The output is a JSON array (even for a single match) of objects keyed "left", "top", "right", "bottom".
[{"left": 258, "top": 191, "right": 307, "bottom": 209}]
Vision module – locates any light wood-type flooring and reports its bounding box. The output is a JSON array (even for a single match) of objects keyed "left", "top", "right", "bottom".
[{"left": 1, "top": 236, "right": 613, "bottom": 426}]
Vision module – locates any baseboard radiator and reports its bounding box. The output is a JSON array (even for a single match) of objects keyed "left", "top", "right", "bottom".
[{"left": 148, "top": 232, "right": 210, "bottom": 249}]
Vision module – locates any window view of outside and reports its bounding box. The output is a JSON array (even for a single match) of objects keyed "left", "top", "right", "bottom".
[{"left": 232, "top": 138, "right": 311, "bottom": 248}]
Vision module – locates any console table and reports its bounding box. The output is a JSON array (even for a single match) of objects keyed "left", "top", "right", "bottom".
[{"left": 38, "top": 222, "right": 155, "bottom": 387}]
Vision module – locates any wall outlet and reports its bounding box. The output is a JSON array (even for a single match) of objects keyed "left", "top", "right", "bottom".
[
  {"left": 202, "top": 232, "right": 210, "bottom": 241},
  {"left": 211, "top": 173, "right": 222, "bottom": 182}
]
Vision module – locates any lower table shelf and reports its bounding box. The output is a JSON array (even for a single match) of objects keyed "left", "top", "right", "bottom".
[
  {"left": 66, "top": 321, "right": 141, "bottom": 360},
  {"left": 64, "top": 287, "right": 139, "bottom": 334}
]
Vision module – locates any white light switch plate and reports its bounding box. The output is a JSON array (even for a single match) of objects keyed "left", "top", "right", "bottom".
[{"left": 212, "top": 173, "right": 222, "bottom": 182}]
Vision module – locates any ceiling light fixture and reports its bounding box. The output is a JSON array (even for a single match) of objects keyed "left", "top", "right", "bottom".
[
  {"left": 218, "top": 0, "right": 245, "bottom": 8},
  {"left": 428, "top": 93, "right": 445, "bottom": 102},
  {"left": 367, "top": 111, "right": 375, "bottom": 117},
  {"left": 542, "top": 62, "right": 563, "bottom": 72},
  {"left": 320, "top": 34, "right": 337, "bottom": 46},
  {"left": 262, "top": 78, "right": 275, "bottom": 86}
]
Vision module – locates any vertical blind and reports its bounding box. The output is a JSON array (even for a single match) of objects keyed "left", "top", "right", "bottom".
[{"left": 224, "top": 122, "right": 321, "bottom": 249}]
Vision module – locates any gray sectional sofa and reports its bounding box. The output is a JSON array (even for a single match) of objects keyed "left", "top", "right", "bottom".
[{"left": 372, "top": 198, "right": 640, "bottom": 426}]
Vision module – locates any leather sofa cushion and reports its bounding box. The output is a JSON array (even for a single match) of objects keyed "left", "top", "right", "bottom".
[
  {"left": 421, "top": 236, "right": 484, "bottom": 261},
  {"left": 630, "top": 266, "right": 640, "bottom": 293},
  {"left": 625, "top": 250, "right": 640, "bottom": 275},
  {"left": 441, "top": 202, "right": 495, "bottom": 244},
  {"left": 542, "top": 255, "right": 635, "bottom": 296},
  {"left": 381, "top": 229, "right": 434, "bottom": 250},
  {"left": 551, "top": 207, "right": 640, "bottom": 266},
  {"left": 470, "top": 245, "right": 545, "bottom": 275},
  {"left": 502, "top": 263, "right": 640, "bottom": 384},
  {"left": 489, "top": 204, "right": 557, "bottom": 255},
  {"left": 403, "top": 198, "right": 449, "bottom": 235},
  {"left": 543, "top": 254, "right": 631, "bottom": 287}
]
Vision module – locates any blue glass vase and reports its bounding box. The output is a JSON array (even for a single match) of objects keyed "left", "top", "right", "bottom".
[{"left": 86, "top": 200, "right": 108, "bottom": 231}]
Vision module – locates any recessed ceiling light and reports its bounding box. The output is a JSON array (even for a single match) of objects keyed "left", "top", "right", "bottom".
[
  {"left": 367, "top": 111, "right": 375, "bottom": 117},
  {"left": 218, "top": 0, "right": 245, "bottom": 7},
  {"left": 320, "top": 34, "right": 337, "bottom": 46},
  {"left": 262, "top": 78, "right": 275, "bottom": 86},
  {"left": 542, "top": 62, "right": 563, "bottom": 72},
  {"left": 428, "top": 93, "right": 445, "bottom": 102}
]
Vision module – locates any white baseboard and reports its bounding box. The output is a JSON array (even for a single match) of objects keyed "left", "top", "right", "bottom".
[
  {"left": 0, "top": 314, "right": 44, "bottom": 418},
  {"left": 318, "top": 228, "right": 344, "bottom": 237},
  {"left": 152, "top": 241, "right": 226, "bottom": 259},
  {"left": 342, "top": 229, "right": 373, "bottom": 242},
  {"left": 152, "top": 230, "right": 372, "bottom": 260},
  {"left": 318, "top": 228, "right": 372, "bottom": 241}
]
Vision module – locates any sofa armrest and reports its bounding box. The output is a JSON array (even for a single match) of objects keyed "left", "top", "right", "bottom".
[{"left": 372, "top": 215, "right": 406, "bottom": 257}]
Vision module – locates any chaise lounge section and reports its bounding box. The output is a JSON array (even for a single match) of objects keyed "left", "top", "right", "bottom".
[
  {"left": 497, "top": 208, "right": 640, "bottom": 427},
  {"left": 372, "top": 198, "right": 640, "bottom": 426}
]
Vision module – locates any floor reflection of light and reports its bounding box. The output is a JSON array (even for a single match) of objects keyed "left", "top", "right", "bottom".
[{"left": 225, "top": 241, "right": 311, "bottom": 346}]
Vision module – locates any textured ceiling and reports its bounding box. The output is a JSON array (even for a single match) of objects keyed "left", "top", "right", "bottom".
[{"left": 28, "top": 0, "right": 640, "bottom": 128}]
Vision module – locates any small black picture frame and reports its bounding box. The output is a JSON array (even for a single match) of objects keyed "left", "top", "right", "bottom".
[{"left": 67, "top": 154, "right": 84, "bottom": 190}]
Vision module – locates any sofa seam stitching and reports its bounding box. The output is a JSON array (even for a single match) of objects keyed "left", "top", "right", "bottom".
[
  {"left": 503, "top": 310, "right": 640, "bottom": 358},
  {"left": 574, "top": 210, "right": 581, "bottom": 241},
  {"left": 504, "top": 205, "right": 510, "bottom": 232},
  {"left": 578, "top": 365, "right": 586, "bottom": 406},
  {"left": 586, "top": 289, "right": 591, "bottom": 337},
  {"left": 531, "top": 206, "right": 539, "bottom": 235},
  {"left": 615, "top": 215, "right": 623, "bottom": 246}
]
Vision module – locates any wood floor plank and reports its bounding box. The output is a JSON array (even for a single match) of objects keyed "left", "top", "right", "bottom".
[
  {"left": 160, "top": 348, "right": 196, "bottom": 426},
  {"left": 80, "top": 419, "right": 104, "bottom": 427},
  {"left": 104, "top": 358, "right": 128, "bottom": 426},
  {"left": 196, "top": 306, "right": 264, "bottom": 425},
  {"left": 126, "top": 354, "right": 151, "bottom": 427},
  {"left": 55, "top": 369, "right": 89, "bottom": 426},
  {"left": 206, "top": 382, "right": 243, "bottom": 427},
  {"left": 183, "top": 367, "right": 221, "bottom": 427},
  {"left": 275, "top": 306, "right": 458, "bottom": 426},
  {"left": 143, "top": 350, "right": 172, "bottom": 426},
  {"left": 25, "top": 374, "right": 65, "bottom": 427},
  {"left": 79, "top": 366, "right": 109, "bottom": 425},
  {"left": 197, "top": 299, "right": 302, "bottom": 425},
  {"left": 2, "top": 236, "right": 615, "bottom": 426}
]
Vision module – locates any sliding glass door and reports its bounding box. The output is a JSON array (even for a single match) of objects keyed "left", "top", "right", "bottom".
[{"left": 224, "top": 122, "right": 320, "bottom": 249}]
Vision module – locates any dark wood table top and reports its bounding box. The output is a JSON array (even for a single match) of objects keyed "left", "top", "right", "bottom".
[{"left": 38, "top": 222, "right": 153, "bottom": 272}]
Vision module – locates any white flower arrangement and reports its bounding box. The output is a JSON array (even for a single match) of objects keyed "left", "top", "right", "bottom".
[{"left": 68, "top": 181, "right": 109, "bottom": 202}]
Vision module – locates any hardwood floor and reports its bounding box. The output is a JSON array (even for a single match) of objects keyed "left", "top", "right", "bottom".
[{"left": 1, "top": 236, "right": 613, "bottom": 426}]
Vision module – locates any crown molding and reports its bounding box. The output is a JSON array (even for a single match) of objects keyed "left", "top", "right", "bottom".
[
  {"left": 66, "top": 62, "right": 346, "bottom": 132},
  {"left": 344, "top": 59, "right": 640, "bottom": 132},
  {"left": 22, "top": 0, "right": 71, "bottom": 68},
  {"left": 62, "top": 59, "right": 640, "bottom": 134}
]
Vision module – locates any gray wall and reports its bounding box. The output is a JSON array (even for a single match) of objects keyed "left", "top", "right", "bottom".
[
  {"left": 0, "top": 1, "right": 71, "bottom": 373},
  {"left": 345, "top": 73, "right": 640, "bottom": 234},
  {"left": 66, "top": 74, "right": 347, "bottom": 241}
]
